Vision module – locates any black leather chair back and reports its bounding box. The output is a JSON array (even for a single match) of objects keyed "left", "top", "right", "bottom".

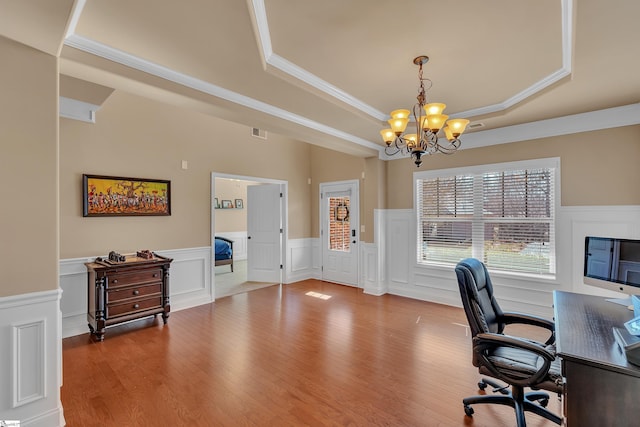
[{"left": 455, "top": 258, "right": 506, "bottom": 337}]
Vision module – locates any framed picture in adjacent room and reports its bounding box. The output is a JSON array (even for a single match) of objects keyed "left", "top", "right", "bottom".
[
  {"left": 83, "top": 174, "right": 171, "bottom": 217},
  {"left": 235, "top": 199, "right": 243, "bottom": 209},
  {"left": 221, "top": 199, "right": 233, "bottom": 209}
]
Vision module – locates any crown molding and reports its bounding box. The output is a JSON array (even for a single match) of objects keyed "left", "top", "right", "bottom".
[
  {"left": 249, "top": 0, "right": 574, "bottom": 122},
  {"left": 63, "top": 34, "right": 381, "bottom": 151},
  {"left": 461, "top": 103, "right": 640, "bottom": 149}
]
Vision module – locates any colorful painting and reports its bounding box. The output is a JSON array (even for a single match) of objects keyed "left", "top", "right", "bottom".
[{"left": 83, "top": 174, "right": 171, "bottom": 217}]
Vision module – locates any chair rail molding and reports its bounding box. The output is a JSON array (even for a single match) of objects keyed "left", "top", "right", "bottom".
[{"left": 60, "top": 247, "right": 212, "bottom": 339}]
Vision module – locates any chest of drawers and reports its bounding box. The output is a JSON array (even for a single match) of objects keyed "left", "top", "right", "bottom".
[{"left": 86, "top": 254, "right": 172, "bottom": 341}]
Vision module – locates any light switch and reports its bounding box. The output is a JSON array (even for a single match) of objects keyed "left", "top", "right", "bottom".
[{"left": 181, "top": 160, "right": 188, "bottom": 170}]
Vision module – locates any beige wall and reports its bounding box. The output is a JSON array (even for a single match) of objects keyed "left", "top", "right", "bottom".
[
  {"left": 309, "top": 146, "right": 368, "bottom": 240},
  {"left": 363, "top": 156, "right": 386, "bottom": 242},
  {"left": 214, "top": 178, "right": 259, "bottom": 233},
  {"left": 386, "top": 125, "right": 640, "bottom": 209},
  {"left": 60, "top": 90, "right": 313, "bottom": 258},
  {"left": 0, "top": 37, "right": 58, "bottom": 297}
]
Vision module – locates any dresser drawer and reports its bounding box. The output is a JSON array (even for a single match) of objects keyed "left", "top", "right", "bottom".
[
  {"left": 107, "top": 296, "right": 163, "bottom": 318},
  {"left": 108, "top": 268, "right": 163, "bottom": 288},
  {"left": 107, "top": 283, "right": 162, "bottom": 303}
]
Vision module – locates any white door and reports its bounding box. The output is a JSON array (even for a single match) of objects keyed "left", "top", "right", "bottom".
[
  {"left": 247, "top": 183, "right": 282, "bottom": 283},
  {"left": 321, "top": 181, "right": 359, "bottom": 287}
]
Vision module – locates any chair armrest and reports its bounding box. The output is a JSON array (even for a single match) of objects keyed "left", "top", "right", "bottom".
[
  {"left": 473, "top": 332, "right": 555, "bottom": 388},
  {"left": 501, "top": 312, "right": 555, "bottom": 345}
]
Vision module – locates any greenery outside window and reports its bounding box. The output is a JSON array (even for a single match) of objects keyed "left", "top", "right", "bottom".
[{"left": 415, "top": 158, "right": 558, "bottom": 277}]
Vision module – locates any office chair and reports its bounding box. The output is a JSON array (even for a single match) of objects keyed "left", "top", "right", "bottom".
[{"left": 454, "top": 258, "right": 563, "bottom": 427}]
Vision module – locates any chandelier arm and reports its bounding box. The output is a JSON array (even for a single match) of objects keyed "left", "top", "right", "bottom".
[
  {"left": 385, "top": 144, "right": 402, "bottom": 156},
  {"left": 435, "top": 138, "right": 462, "bottom": 154}
]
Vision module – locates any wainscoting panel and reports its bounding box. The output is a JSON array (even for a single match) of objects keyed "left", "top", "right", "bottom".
[
  {"left": 0, "top": 289, "right": 63, "bottom": 427},
  {"left": 385, "top": 210, "right": 412, "bottom": 287},
  {"left": 12, "top": 319, "right": 45, "bottom": 407},
  {"left": 378, "top": 205, "right": 640, "bottom": 319},
  {"left": 361, "top": 243, "right": 383, "bottom": 295},
  {"left": 60, "top": 247, "right": 212, "bottom": 338},
  {"left": 287, "top": 238, "right": 315, "bottom": 283},
  {"left": 156, "top": 247, "right": 212, "bottom": 312}
]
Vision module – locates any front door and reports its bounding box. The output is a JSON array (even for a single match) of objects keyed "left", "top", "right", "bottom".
[{"left": 321, "top": 180, "right": 359, "bottom": 287}]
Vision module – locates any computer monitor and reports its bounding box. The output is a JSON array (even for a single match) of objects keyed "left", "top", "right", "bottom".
[{"left": 584, "top": 236, "right": 640, "bottom": 306}]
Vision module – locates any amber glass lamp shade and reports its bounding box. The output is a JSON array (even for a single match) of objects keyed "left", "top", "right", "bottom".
[
  {"left": 380, "top": 128, "right": 395, "bottom": 145},
  {"left": 388, "top": 117, "right": 409, "bottom": 134},
  {"left": 424, "top": 103, "right": 446, "bottom": 116},
  {"left": 425, "top": 114, "right": 449, "bottom": 132},
  {"left": 446, "top": 119, "right": 470, "bottom": 137}
]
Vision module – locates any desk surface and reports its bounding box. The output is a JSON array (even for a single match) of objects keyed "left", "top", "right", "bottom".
[{"left": 553, "top": 290, "right": 640, "bottom": 377}]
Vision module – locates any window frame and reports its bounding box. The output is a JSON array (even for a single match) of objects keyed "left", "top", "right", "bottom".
[{"left": 413, "top": 157, "right": 560, "bottom": 279}]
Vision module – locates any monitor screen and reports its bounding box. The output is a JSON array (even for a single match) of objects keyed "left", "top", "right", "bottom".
[{"left": 584, "top": 236, "right": 640, "bottom": 296}]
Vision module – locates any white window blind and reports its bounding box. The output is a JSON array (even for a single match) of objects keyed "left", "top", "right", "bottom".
[{"left": 416, "top": 160, "right": 557, "bottom": 277}]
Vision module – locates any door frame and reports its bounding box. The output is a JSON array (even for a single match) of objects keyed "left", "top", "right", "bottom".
[
  {"left": 211, "top": 172, "right": 288, "bottom": 299},
  {"left": 319, "top": 179, "right": 360, "bottom": 287}
]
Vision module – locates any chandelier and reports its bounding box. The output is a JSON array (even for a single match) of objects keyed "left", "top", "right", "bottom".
[{"left": 380, "top": 55, "right": 469, "bottom": 167}]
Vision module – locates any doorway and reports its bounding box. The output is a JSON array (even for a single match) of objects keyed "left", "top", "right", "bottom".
[
  {"left": 211, "top": 173, "right": 287, "bottom": 299},
  {"left": 320, "top": 180, "right": 360, "bottom": 287}
]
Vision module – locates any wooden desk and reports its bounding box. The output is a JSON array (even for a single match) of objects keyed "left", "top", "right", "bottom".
[{"left": 554, "top": 290, "right": 640, "bottom": 426}]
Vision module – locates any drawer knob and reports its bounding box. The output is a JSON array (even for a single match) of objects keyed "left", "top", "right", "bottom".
[
  {"left": 133, "top": 304, "right": 140, "bottom": 309},
  {"left": 153, "top": 273, "right": 159, "bottom": 277},
  {"left": 113, "top": 279, "right": 118, "bottom": 284},
  {"left": 133, "top": 290, "right": 140, "bottom": 295}
]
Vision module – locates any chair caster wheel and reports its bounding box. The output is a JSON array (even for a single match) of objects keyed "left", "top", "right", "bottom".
[
  {"left": 464, "top": 405, "right": 474, "bottom": 416},
  {"left": 478, "top": 381, "right": 487, "bottom": 390}
]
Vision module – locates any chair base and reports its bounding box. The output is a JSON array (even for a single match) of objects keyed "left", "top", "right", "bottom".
[{"left": 463, "top": 378, "right": 561, "bottom": 427}]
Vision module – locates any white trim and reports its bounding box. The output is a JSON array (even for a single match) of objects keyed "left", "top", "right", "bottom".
[
  {"left": 248, "top": 0, "right": 574, "bottom": 122},
  {"left": 413, "top": 157, "right": 561, "bottom": 277},
  {"left": 59, "top": 96, "right": 99, "bottom": 123},
  {"left": 64, "top": 0, "right": 87, "bottom": 39},
  {"left": 454, "top": 0, "right": 573, "bottom": 118},
  {"left": 460, "top": 103, "right": 640, "bottom": 150},
  {"left": 63, "top": 34, "right": 381, "bottom": 152},
  {"left": 413, "top": 157, "right": 560, "bottom": 180},
  {"left": 212, "top": 173, "right": 289, "bottom": 288}
]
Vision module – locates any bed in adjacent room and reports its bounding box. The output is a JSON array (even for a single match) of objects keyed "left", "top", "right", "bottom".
[{"left": 214, "top": 236, "right": 234, "bottom": 272}]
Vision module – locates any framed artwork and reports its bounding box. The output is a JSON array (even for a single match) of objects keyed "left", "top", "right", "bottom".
[
  {"left": 83, "top": 174, "right": 171, "bottom": 217},
  {"left": 235, "top": 199, "right": 243, "bottom": 209},
  {"left": 214, "top": 198, "right": 219, "bottom": 208},
  {"left": 221, "top": 200, "right": 233, "bottom": 209}
]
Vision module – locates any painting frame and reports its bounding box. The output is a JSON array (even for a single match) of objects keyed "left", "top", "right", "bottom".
[
  {"left": 83, "top": 174, "right": 171, "bottom": 217},
  {"left": 221, "top": 200, "right": 233, "bottom": 209},
  {"left": 235, "top": 199, "right": 243, "bottom": 209}
]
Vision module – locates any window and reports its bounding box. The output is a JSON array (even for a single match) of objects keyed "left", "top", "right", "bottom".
[{"left": 416, "top": 158, "right": 558, "bottom": 277}]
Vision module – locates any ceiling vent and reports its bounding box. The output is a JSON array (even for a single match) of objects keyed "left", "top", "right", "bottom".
[
  {"left": 468, "top": 122, "right": 485, "bottom": 130},
  {"left": 251, "top": 127, "right": 267, "bottom": 139}
]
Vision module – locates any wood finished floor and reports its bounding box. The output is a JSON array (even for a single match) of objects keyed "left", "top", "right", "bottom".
[{"left": 61, "top": 280, "right": 561, "bottom": 426}]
